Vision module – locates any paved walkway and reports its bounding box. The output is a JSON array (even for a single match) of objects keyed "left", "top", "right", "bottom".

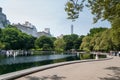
[{"left": 16, "top": 57, "right": 120, "bottom": 80}]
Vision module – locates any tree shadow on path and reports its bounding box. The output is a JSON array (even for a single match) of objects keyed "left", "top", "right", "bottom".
[
  {"left": 99, "top": 66, "right": 120, "bottom": 80},
  {"left": 25, "top": 75, "right": 66, "bottom": 80}
]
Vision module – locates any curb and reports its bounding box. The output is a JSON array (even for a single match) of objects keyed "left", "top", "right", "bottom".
[{"left": 0, "top": 57, "right": 113, "bottom": 80}]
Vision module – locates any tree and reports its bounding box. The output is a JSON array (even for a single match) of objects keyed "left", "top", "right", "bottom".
[
  {"left": 99, "top": 29, "right": 114, "bottom": 51},
  {"left": 42, "top": 44, "right": 51, "bottom": 51},
  {"left": 35, "top": 36, "right": 53, "bottom": 50},
  {"left": 0, "top": 25, "right": 35, "bottom": 50},
  {"left": 63, "top": 34, "right": 79, "bottom": 50},
  {"left": 51, "top": 37, "right": 57, "bottom": 42},
  {"left": 63, "top": 35, "right": 73, "bottom": 50},
  {"left": 80, "top": 36, "right": 92, "bottom": 51},
  {"left": 65, "top": 0, "right": 85, "bottom": 35},
  {"left": 65, "top": 0, "right": 84, "bottom": 21},
  {"left": 65, "top": 0, "right": 120, "bottom": 51},
  {"left": 63, "top": 35, "right": 72, "bottom": 42},
  {"left": 87, "top": 0, "right": 120, "bottom": 23},
  {"left": 74, "top": 35, "right": 84, "bottom": 50},
  {"left": 54, "top": 38, "right": 65, "bottom": 53},
  {"left": 63, "top": 34, "right": 78, "bottom": 42},
  {"left": 71, "top": 34, "right": 79, "bottom": 41},
  {"left": 93, "top": 32, "right": 102, "bottom": 51},
  {"left": 0, "top": 42, "right": 5, "bottom": 49},
  {"left": 19, "top": 33, "right": 35, "bottom": 49},
  {"left": 1, "top": 26, "right": 21, "bottom": 49},
  {"left": 111, "top": 18, "right": 120, "bottom": 50},
  {"left": 88, "top": 27, "right": 108, "bottom": 36},
  {"left": 65, "top": 0, "right": 120, "bottom": 23}
]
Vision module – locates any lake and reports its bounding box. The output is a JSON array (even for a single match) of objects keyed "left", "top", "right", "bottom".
[{"left": 0, "top": 54, "right": 76, "bottom": 65}]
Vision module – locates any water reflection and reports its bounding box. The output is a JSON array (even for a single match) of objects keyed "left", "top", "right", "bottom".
[{"left": 0, "top": 54, "right": 75, "bottom": 65}]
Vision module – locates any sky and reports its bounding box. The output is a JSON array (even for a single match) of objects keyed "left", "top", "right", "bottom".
[{"left": 0, "top": 0, "right": 111, "bottom": 37}]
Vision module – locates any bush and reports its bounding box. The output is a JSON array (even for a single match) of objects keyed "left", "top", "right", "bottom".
[{"left": 80, "top": 53, "right": 91, "bottom": 60}]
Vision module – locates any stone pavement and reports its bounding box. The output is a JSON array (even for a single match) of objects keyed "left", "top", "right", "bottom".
[{"left": 16, "top": 57, "right": 120, "bottom": 80}]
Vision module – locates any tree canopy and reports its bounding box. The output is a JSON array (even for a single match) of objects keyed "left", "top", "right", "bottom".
[
  {"left": 111, "top": 18, "right": 120, "bottom": 50},
  {"left": 88, "top": 27, "right": 108, "bottom": 36},
  {"left": 65, "top": 0, "right": 120, "bottom": 51},
  {"left": 87, "top": 0, "right": 120, "bottom": 23},
  {"left": 65, "top": 0, "right": 120, "bottom": 23},
  {"left": 0, "top": 25, "right": 35, "bottom": 50},
  {"left": 63, "top": 34, "right": 83, "bottom": 50},
  {"left": 54, "top": 38, "right": 65, "bottom": 53},
  {"left": 65, "top": 0, "right": 84, "bottom": 21},
  {"left": 35, "top": 36, "right": 54, "bottom": 50}
]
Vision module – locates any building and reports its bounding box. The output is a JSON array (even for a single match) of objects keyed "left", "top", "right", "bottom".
[
  {"left": 71, "top": 24, "right": 73, "bottom": 34},
  {"left": 0, "top": 7, "right": 52, "bottom": 37},
  {"left": 13, "top": 22, "right": 52, "bottom": 38},
  {"left": 57, "top": 34, "right": 64, "bottom": 38},
  {"left": 13, "top": 21, "right": 38, "bottom": 37},
  {"left": 0, "top": 7, "right": 10, "bottom": 28},
  {"left": 37, "top": 28, "right": 52, "bottom": 37},
  {"left": 44, "top": 28, "right": 50, "bottom": 34}
]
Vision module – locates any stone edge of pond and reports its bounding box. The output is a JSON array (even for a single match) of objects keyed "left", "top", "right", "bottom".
[{"left": 0, "top": 56, "right": 113, "bottom": 80}]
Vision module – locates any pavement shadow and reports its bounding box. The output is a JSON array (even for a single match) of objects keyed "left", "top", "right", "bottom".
[
  {"left": 25, "top": 75, "right": 66, "bottom": 80},
  {"left": 99, "top": 66, "right": 120, "bottom": 80}
]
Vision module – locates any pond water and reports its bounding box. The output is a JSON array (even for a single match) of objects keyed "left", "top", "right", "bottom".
[{"left": 0, "top": 54, "right": 76, "bottom": 65}]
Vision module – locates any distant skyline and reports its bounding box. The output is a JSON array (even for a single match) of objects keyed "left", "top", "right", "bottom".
[{"left": 0, "top": 0, "right": 111, "bottom": 37}]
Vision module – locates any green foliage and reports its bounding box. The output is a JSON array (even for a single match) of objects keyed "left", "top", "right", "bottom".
[
  {"left": 80, "top": 27, "right": 117, "bottom": 52},
  {"left": 80, "top": 53, "right": 94, "bottom": 60},
  {"left": 0, "top": 25, "right": 35, "bottom": 50},
  {"left": 99, "top": 29, "right": 114, "bottom": 51},
  {"left": 65, "top": 0, "right": 85, "bottom": 21},
  {"left": 74, "top": 35, "right": 85, "bottom": 50},
  {"left": 65, "top": 0, "right": 120, "bottom": 23},
  {"left": 92, "top": 32, "right": 102, "bottom": 51},
  {"left": 1, "top": 26, "right": 21, "bottom": 49},
  {"left": 0, "top": 42, "right": 5, "bottom": 49},
  {"left": 51, "top": 37, "right": 57, "bottom": 42},
  {"left": 80, "top": 53, "right": 106, "bottom": 60},
  {"left": 111, "top": 18, "right": 120, "bottom": 50},
  {"left": 19, "top": 33, "right": 35, "bottom": 49},
  {"left": 74, "top": 38, "right": 82, "bottom": 49},
  {"left": 79, "top": 26, "right": 120, "bottom": 52},
  {"left": 63, "top": 34, "right": 81, "bottom": 50},
  {"left": 80, "top": 36, "right": 92, "bottom": 51},
  {"left": 87, "top": 0, "right": 120, "bottom": 23},
  {"left": 42, "top": 44, "right": 51, "bottom": 51},
  {"left": 65, "top": 0, "right": 120, "bottom": 51},
  {"left": 88, "top": 27, "right": 108, "bottom": 36},
  {"left": 82, "top": 53, "right": 91, "bottom": 59},
  {"left": 35, "top": 36, "right": 54, "bottom": 50},
  {"left": 54, "top": 38, "right": 65, "bottom": 53},
  {"left": 63, "top": 34, "right": 78, "bottom": 42}
]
